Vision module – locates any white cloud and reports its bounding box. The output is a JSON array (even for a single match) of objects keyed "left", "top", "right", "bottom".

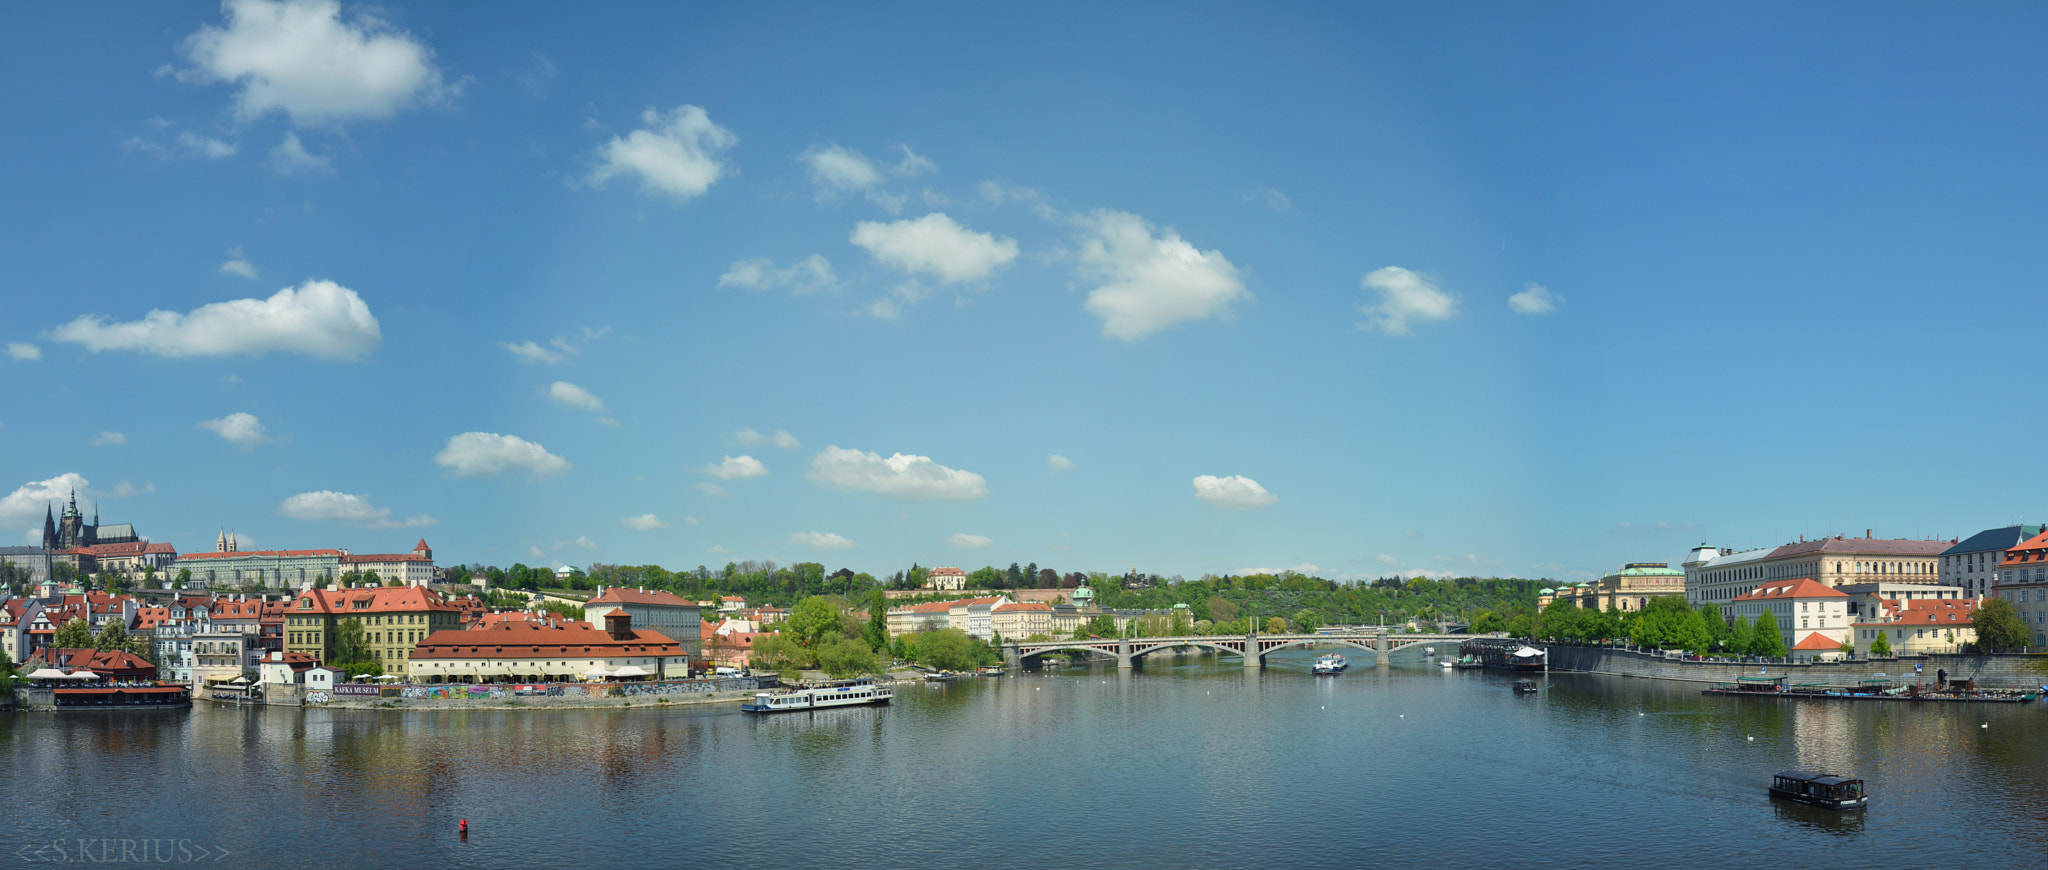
[
  {"left": 1192, "top": 474, "right": 1278, "bottom": 510},
  {"left": 178, "top": 131, "right": 237, "bottom": 159},
  {"left": 708, "top": 544, "right": 729, "bottom": 554},
  {"left": 864, "top": 280, "right": 933, "bottom": 321},
  {"left": 807, "top": 446, "right": 988, "bottom": 501},
  {"left": 434, "top": 432, "right": 568, "bottom": 478},
  {"left": 197, "top": 412, "right": 270, "bottom": 449},
  {"left": 701, "top": 455, "right": 768, "bottom": 480},
  {"left": 587, "top": 105, "right": 736, "bottom": 201},
  {"left": 620, "top": 514, "right": 668, "bottom": 531},
  {"left": 277, "top": 490, "right": 436, "bottom": 528},
  {"left": 1236, "top": 563, "right": 1320, "bottom": 576},
  {"left": 51, "top": 280, "right": 381, "bottom": 360},
  {"left": 1047, "top": 454, "right": 1074, "bottom": 472},
  {"left": 500, "top": 340, "right": 563, "bottom": 364},
  {"left": 92, "top": 432, "right": 126, "bottom": 447},
  {"left": 947, "top": 533, "right": 993, "bottom": 548},
  {"left": 731, "top": 428, "right": 799, "bottom": 449},
  {"left": 8, "top": 343, "right": 41, "bottom": 361},
  {"left": 850, "top": 213, "right": 1018, "bottom": 284},
  {"left": 718, "top": 255, "right": 836, "bottom": 294},
  {"left": 1076, "top": 210, "right": 1247, "bottom": 341},
  {"left": 1375, "top": 554, "right": 1403, "bottom": 567},
  {"left": 103, "top": 481, "right": 154, "bottom": 498},
  {"left": 269, "top": 131, "right": 332, "bottom": 174},
  {"left": 0, "top": 473, "right": 89, "bottom": 526},
  {"left": 800, "top": 144, "right": 936, "bottom": 212},
  {"left": 218, "top": 248, "right": 258, "bottom": 279},
  {"left": 790, "top": 531, "right": 856, "bottom": 550},
  {"left": 177, "top": 0, "right": 455, "bottom": 125},
  {"left": 692, "top": 482, "right": 727, "bottom": 497},
  {"left": 1358, "top": 267, "right": 1456, "bottom": 335},
  {"left": 1247, "top": 187, "right": 1292, "bottom": 212},
  {"left": 1508, "top": 281, "right": 1562, "bottom": 315},
  {"left": 546, "top": 381, "right": 605, "bottom": 412}
]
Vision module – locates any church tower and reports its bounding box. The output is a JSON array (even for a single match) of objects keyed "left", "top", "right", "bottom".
[{"left": 42, "top": 504, "right": 57, "bottom": 550}]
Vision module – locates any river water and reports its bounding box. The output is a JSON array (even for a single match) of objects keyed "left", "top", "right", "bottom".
[{"left": 7, "top": 649, "right": 2046, "bottom": 868}]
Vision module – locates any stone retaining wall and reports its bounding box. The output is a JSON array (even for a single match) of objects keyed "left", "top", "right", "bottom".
[{"left": 1542, "top": 644, "right": 2048, "bottom": 689}]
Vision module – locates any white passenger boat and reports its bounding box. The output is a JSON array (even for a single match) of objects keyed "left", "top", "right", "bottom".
[
  {"left": 740, "top": 678, "right": 893, "bottom": 713},
  {"left": 1312, "top": 654, "right": 1349, "bottom": 675}
]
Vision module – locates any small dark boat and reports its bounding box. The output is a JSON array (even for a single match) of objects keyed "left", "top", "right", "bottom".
[
  {"left": 1512, "top": 679, "right": 1538, "bottom": 694},
  {"left": 1769, "top": 771, "right": 1867, "bottom": 810}
]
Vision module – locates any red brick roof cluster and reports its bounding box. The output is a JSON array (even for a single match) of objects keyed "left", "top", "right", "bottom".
[
  {"left": 293, "top": 585, "right": 460, "bottom": 615},
  {"left": 410, "top": 621, "right": 682, "bottom": 659},
  {"left": 994, "top": 602, "right": 1052, "bottom": 613},
  {"left": 1731, "top": 579, "right": 1848, "bottom": 602},
  {"left": 590, "top": 587, "right": 697, "bottom": 607},
  {"left": 29, "top": 647, "right": 156, "bottom": 677},
  {"left": 1999, "top": 530, "right": 2048, "bottom": 568},
  {"left": 1855, "top": 598, "right": 1977, "bottom": 627}
]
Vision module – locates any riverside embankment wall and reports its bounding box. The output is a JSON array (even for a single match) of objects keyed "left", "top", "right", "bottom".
[{"left": 1542, "top": 644, "right": 2048, "bottom": 689}]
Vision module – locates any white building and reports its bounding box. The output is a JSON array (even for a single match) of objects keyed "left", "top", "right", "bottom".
[
  {"left": 1996, "top": 529, "right": 2048, "bottom": 648},
  {"left": 1729, "top": 578, "right": 1851, "bottom": 656},
  {"left": 1685, "top": 533, "right": 1952, "bottom": 606},
  {"left": 927, "top": 567, "right": 967, "bottom": 591}
]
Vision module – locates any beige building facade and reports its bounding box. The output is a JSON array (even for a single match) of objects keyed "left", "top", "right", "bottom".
[{"left": 1686, "top": 534, "right": 1952, "bottom": 606}]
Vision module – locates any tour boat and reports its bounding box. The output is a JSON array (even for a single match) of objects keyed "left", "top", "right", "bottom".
[
  {"left": 1513, "top": 679, "right": 1539, "bottom": 694},
  {"left": 923, "top": 670, "right": 969, "bottom": 682},
  {"left": 1453, "top": 655, "right": 1484, "bottom": 670},
  {"left": 1312, "top": 654, "right": 1348, "bottom": 675},
  {"left": 740, "top": 678, "right": 893, "bottom": 713},
  {"left": 1769, "top": 771, "right": 1867, "bottom": 810}
]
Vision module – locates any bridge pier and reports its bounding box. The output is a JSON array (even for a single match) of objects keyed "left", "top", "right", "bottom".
[
  {"left": 1001, "top": 642, "right": 1020, "bottom": 670},
  {"left": 1374, "top": 631, "right": 1389, "bottom": 667},
  {"left": 1117, "top": 637, "right": 1134, "bottom": 669},
  {"left": 1244, "top": 633, "right": 1261, "bottom": 668}
]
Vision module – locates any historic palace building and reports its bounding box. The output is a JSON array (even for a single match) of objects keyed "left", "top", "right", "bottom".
[{"left": 1684, "top": 531, "right": 1953, "bottom": 606}]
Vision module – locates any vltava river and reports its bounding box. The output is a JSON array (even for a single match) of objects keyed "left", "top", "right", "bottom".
[{"left": 7, "top": 650, "right": 2046, "bottom": 868}]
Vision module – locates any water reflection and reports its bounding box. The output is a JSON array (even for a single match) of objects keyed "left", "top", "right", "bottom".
[{"left": 1771, "top": 799, "right": 1866, "bottom": 835}]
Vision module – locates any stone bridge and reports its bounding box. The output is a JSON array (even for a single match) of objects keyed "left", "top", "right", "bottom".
[{"left": 1001, "top": 631, "right": 1471, "bottom": 670}]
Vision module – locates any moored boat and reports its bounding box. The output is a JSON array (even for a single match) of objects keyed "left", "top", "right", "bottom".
[
  {"left": 740, "top": 678, "right": 892, "bottom": 713},
  {"left": 1513, "top": 679, "right": 1539, "bottom": 694},
  {"left": 923, "top": 670, "right": 968, "bottom": 682},
  {"left": 1312, "top": 654, "right": 1348, "bottom": 675},
  {"left": 1769, "top": 771, "right": 1867, "bottom": 810},
  {"left": 1453, "top": 655, "right": 1483, "bottom": 670}
]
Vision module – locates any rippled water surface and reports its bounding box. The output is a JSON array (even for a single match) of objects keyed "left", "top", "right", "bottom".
[{"left": 8, "top": 651, "right": 2046, "bottom": 869}]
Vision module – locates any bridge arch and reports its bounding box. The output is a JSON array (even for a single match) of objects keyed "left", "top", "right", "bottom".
[{"left": 1122, "top": 638, "right": 1249, "bottom": 662}]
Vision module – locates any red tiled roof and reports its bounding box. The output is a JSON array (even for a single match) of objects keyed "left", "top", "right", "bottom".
[
  {"left": 929, "top": 567, "right": 966, "bottom": 576},
  {"left": 1856, "top": 598, "right": 1977, "bottom": 627},
  {"left": 178, "top": 549, "right": 344, "bottom": 561},
  {"left": 1793, "top": 632, "right": 1843, "bottom": 651},
  {"left": 891, "top": 596, "right": 1007, "bottom": 614},
  {"left": 994, "top": 602, "right": 1052, "bottom": 613},
  {"left": 1731, "top": 579, "right": 1848, "bottom": 602},
  {"left": 415, "top": 539, "right": 431, "bottom": 551},
  {"left": 719, "top": 595, "right": 746, "bottom": 602},
  {"left": 590, "top": 588, "right": 697, "bottom": 607},
  {"left": 410, "top": 622, "right": 682, "bottom": 659},
  {"left": 342, "top": 553, "right": 429, "bottom": 563},
  {"left": 292, "top": 585, "right": 460, "bottom": 615},
  {"left": 2000, "top": 530, "right": 2048, "bottom": 568},
  {"left": 29, "top": 647, "right": 155, "bottom": 676},
  {"left": 1769, "top": 538, "right": 1953, "bottom": 559}
]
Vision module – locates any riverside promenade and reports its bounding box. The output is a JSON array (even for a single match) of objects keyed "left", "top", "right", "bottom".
[{"left": 1541, "top": 643, "right": 2048, "bottom": 690}]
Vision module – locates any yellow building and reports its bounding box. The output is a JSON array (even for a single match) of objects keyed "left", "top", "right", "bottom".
[
  {"left": 283, "top": 585, "right": 464, "bottom": 676},
  {"left": 1852, "top": 598, "right": 1978, "bottom": 656}
]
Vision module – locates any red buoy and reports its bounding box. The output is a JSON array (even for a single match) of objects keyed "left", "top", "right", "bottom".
[{"left": 459, "top": 820, "right": 469, "bottom": 838}]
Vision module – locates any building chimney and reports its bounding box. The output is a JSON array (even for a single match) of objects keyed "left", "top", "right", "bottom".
[
  {"left": 1867, "top": 529, "right": 1873, "bottom": 539},
  {"left": 605, "top": 610, "right": 632, "bottom": 640}
]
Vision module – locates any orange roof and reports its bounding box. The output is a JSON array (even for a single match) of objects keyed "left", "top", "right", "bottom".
[
  {"left": 1793, "top": 632, "right": 1843, "bottom": 651},
  {"left": 410, "top": 622, "right": 682, "bottom": 660},
  {"left": 590, "top": 588, "right": 697, "bottom": 607},
  {"left": 415, "top": 539, "right": 431, "bottom": 551},
  {"left": 342, "top": 553, "right": 428, "bottom": 564},
  {"left": 929, "top": 567, "right": 966, "bottom": 575},
  {"left": 1856, "top": 598, "right": 1977, "bottom": 627},
  {"left": 2001, "top": 530, "right": 2048, "bottom": 567},
  {"left": 1731, "top": 578, "right": 1847, "bottom": 602},
  {"left": 892, "top": 596, "right": 1007, "bottom": 614},
  {"left": 719, "top": 595, "right": 746, "bottom": 602},
  {"left": 994, "top": 602, "right": 1052, "bottom": 613},
  {"left": 292, "top": 585, "right": 460, "bottom": 615}
]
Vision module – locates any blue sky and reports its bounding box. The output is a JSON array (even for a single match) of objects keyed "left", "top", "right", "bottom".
[{"left": 5, "top": 2, "right": 2046, "bottom": 583}]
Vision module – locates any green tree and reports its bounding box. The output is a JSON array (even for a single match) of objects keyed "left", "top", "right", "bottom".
[
  {"left": 1292, "top": 610, "right": 1320, "bottom": 634},
  {"left": 1086, "top": 613, "right": 1119, "bottom": 638},
  {"left": 141, "top": 565, "right": 159, "bottom": 590},
  {"left": 912, "top": 628, "right": 978, "bottom": 671},
  {"left": 1869, "top": 629, "right": 1892, "bottom": 656},
  {"left": 750, "top": 633, "right": 809, "bottom": 678},
  {"left": 1206, "top": 597, "right": 1240, "bottom": 625},
  {"left": 1972, "top": 598, "right": 2031, "bottom": 652},
  {"left": 1727, "top": 615, "right": 1754, "bottom": 654},
  {"left": 1264, "top": 616, "right": 1288, "bottom": 634},
  {"left": 788, "top": 596, "right": 847, "bottom": 647},
  {"left": 175, "top": 568, "right": 192, "bottom": 589},
  {"left": 51, "top": 562, "right": 78, "bottom": 588},
  {"left": 1472, "top": 611, "right": 1507, "bottom": 634},
  {"left": 0, "top": 648, "right": 18, "bottom": 694},
  {"left": 54, "top": 617, "right": 93, "bottom": 650},
  {"left": 92, "top": 620, "right": 131, "bottom": 653},
  {"left": 1751, "top": 610, "right": 1787, "bottom": 657},
  {"left": 333, "top": 617, "right": 370, "bottom": 664},
  {"left": 1539, "top": 600, "right": 1582, "bottom": 641},
  {"left": 1698, "top": 603, "right": 1729, "bottom": 650},
  {"left": 815, "top": 633, "right": 881, "bottom": 678},
  {"left": 863, "top": 588, "right": 890, "bottom": 652},
  {"left": 1507, "top": 614, "right": 1534, "bottom": 637}
]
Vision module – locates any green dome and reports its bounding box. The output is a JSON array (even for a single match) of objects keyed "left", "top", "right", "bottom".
[{"left": 1539, "top": 588, "right": 1555, "bottom": 594}]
